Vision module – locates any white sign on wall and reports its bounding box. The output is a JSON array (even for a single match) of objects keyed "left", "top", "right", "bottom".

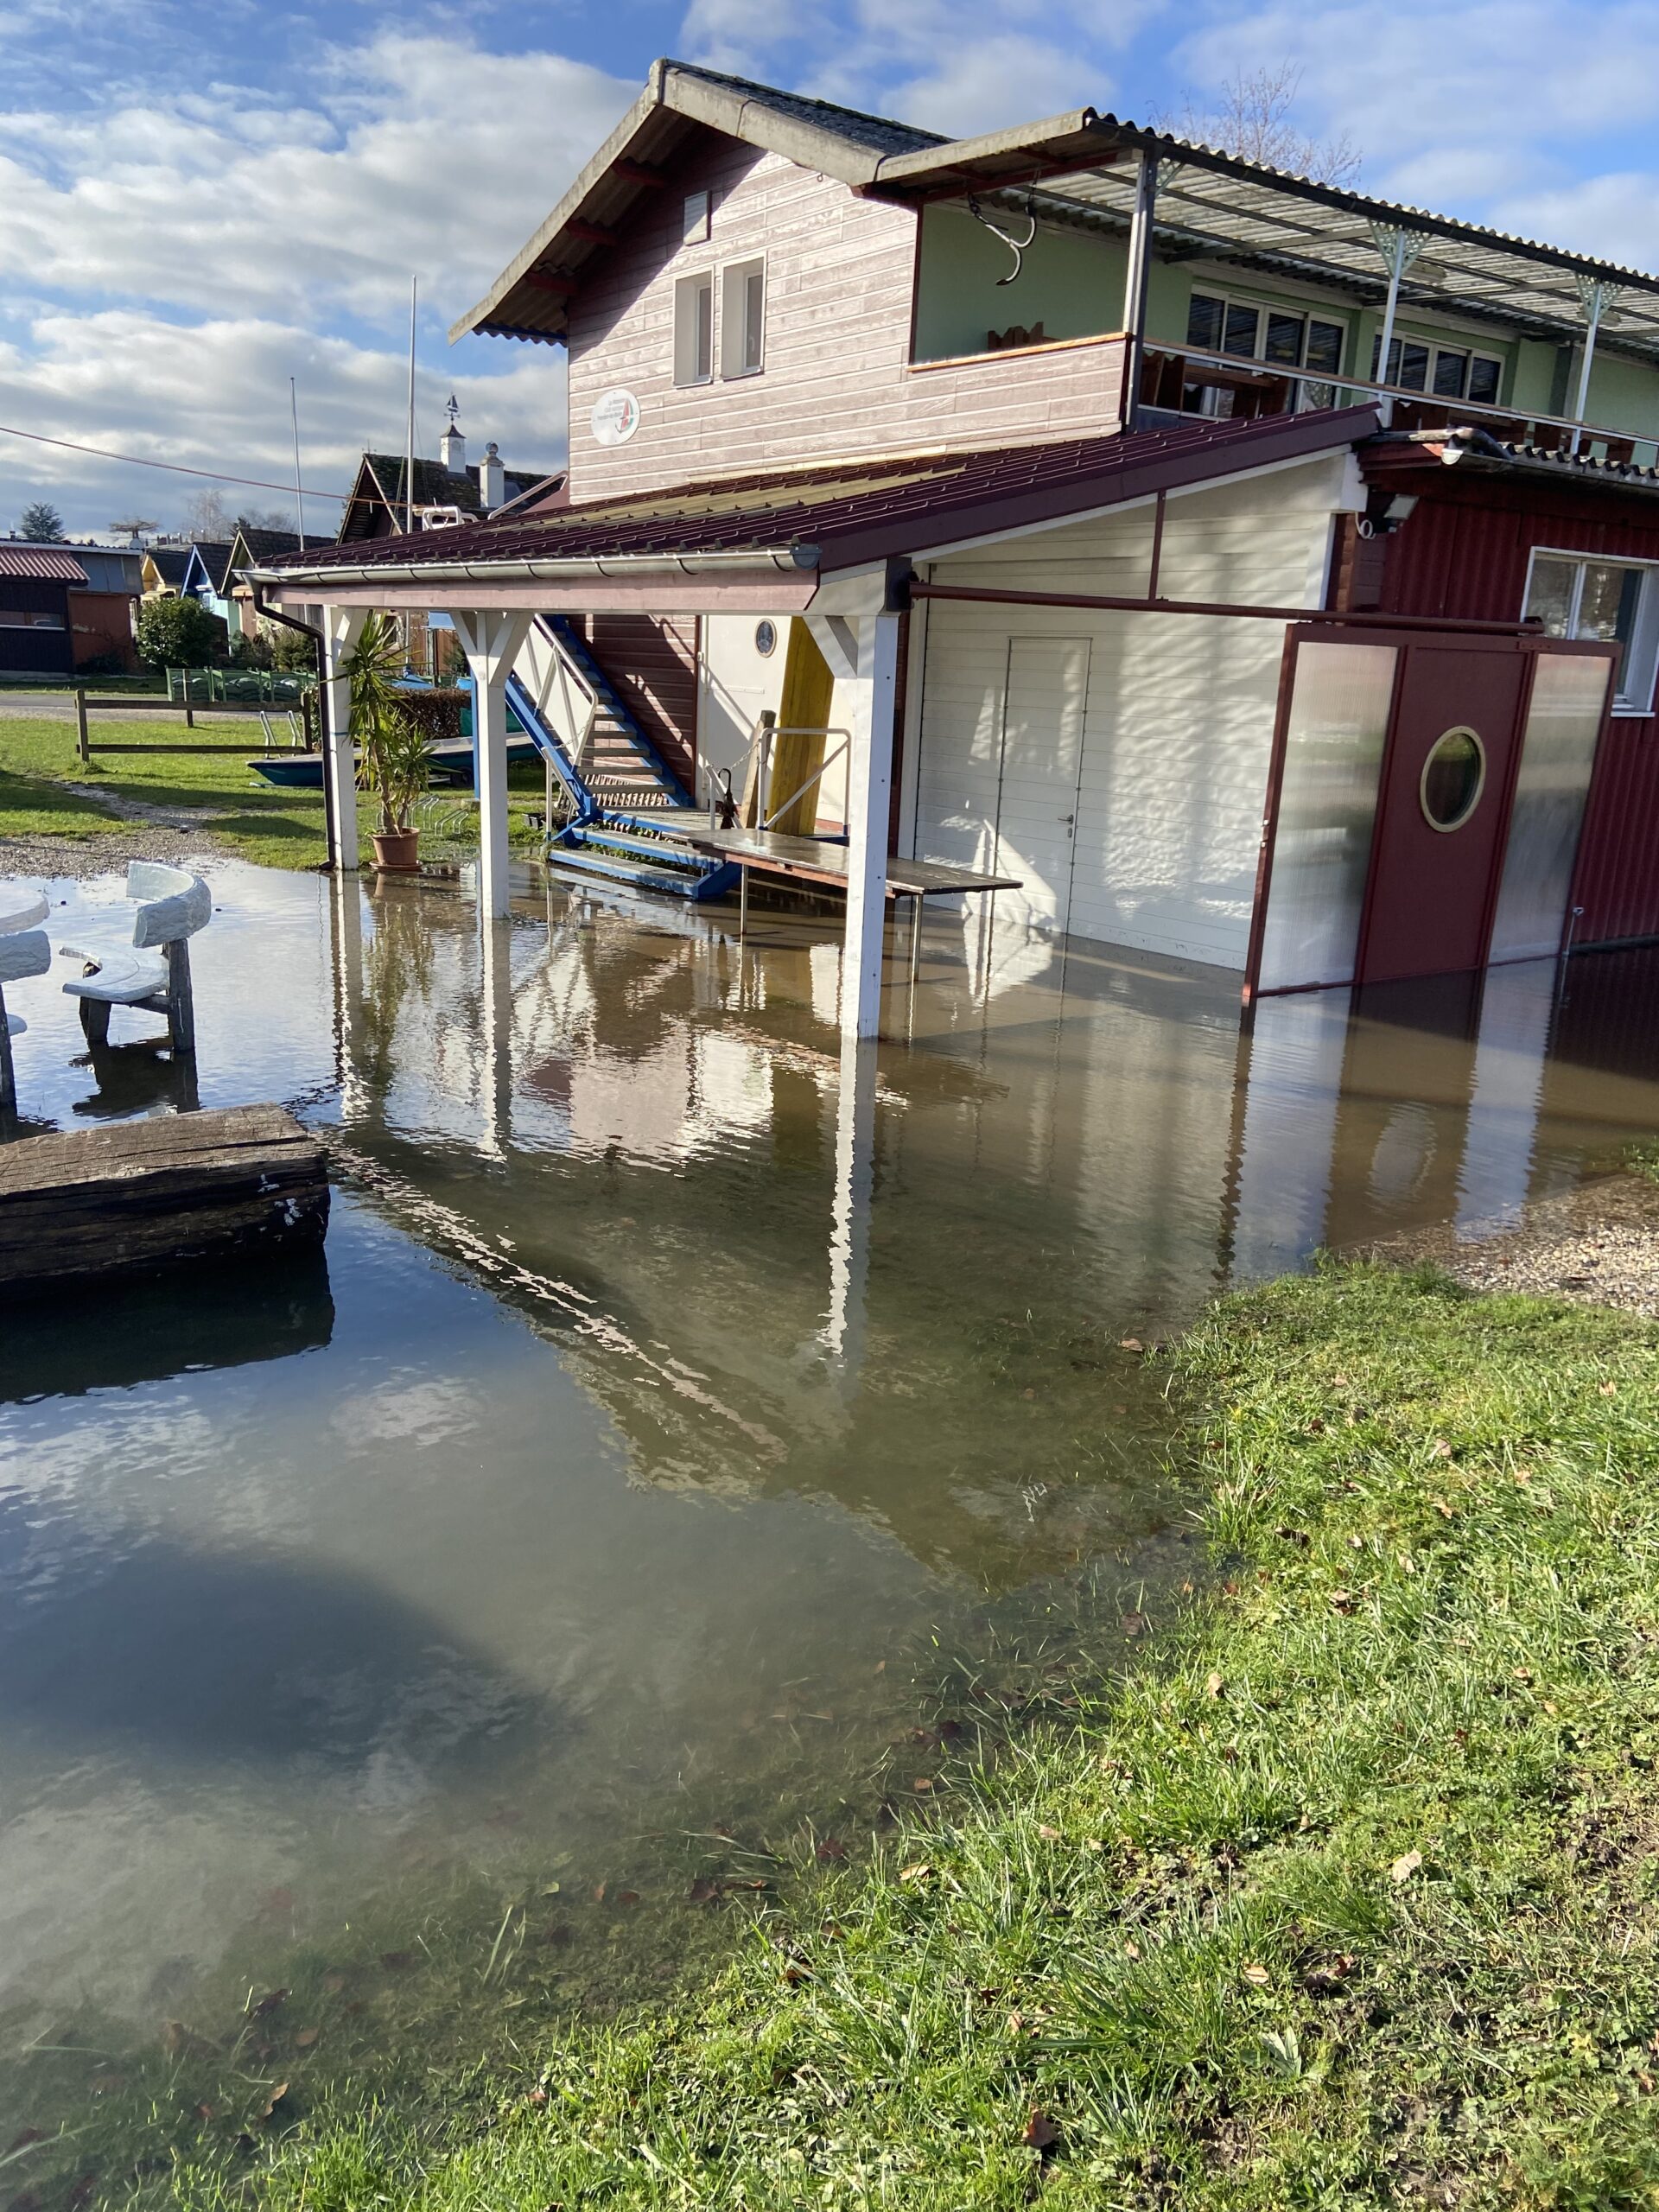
[{"left": 590, "top": 389, "right": 641, "bottom": 446}]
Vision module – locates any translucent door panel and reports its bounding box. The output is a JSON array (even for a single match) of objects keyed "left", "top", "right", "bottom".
[
  {"left": 1255, "top": 642, "right": 1397, "bottom": 992},
  {"left": 1488, "top": 652, "right": 1611, "bottom": 963}
]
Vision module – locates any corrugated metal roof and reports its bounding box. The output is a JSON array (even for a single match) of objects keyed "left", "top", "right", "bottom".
[
  {"left": 456, "top": 59, "right": 1659, "bottom": 357},
  {"left": 263, "top": 408, "right": 1376, "bottom": 584},
  {"left": 0, "top": 544, "right": 88, "bottom": 582}
]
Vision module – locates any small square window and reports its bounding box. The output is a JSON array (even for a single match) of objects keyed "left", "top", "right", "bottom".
[
  {"left": 1305, "top": 321, "right": 1344, "bottom": 377},
  {"left": 673, "top": 271, "right": 714, "bottom": 385},
  {"left": 1524, "top": 551, "right": 1659, "bottom": 712},
  {"left": 1264, "top": 310, "right": 1305, "bottom": 366},
  {"left": 1432, "top": 348, "right": 1468, "bottom": 398}
]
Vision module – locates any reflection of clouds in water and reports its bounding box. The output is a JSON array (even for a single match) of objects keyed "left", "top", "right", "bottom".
[
  {"left": 337, "top": 1373, "right": 487, "bottom": 1448},
  {"left": 1370, "top": 1103, "right": 1438, "bottom": 1208}
]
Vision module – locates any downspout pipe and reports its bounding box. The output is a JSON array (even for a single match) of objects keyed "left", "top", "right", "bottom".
[
  {"left": 1373, "top": 230, "right": 1410, "bottom": 429},
  {"left": 251, "top": 582, "right": 337, "bottom": 872},
  {"left": 1570, "top": 282, "right": 1610, "bottom": 457}
]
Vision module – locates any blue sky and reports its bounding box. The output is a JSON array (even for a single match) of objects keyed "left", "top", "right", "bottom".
[{"left": 3, "top": 0, "right": 1656, "bottom": 538}]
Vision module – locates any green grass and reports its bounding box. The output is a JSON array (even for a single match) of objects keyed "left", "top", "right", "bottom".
[
  {"left": 0, "top": 716, "right": 547, "bottom": 872},
  {"left": 28, "top": 1260, "right": 1649, "bottom": 2209}
]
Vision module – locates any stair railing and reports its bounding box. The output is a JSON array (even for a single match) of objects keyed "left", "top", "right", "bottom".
[{"left": 763, "top": 733, "right": 849, "bottom": 832}]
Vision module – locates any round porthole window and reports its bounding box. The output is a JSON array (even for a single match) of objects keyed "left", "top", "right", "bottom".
[
  {"left": 754, "top": 620, "right": 778, "bottom": 658},
  {"left": 1420, "top": 726, "right": 1486, "bottom": 831}
]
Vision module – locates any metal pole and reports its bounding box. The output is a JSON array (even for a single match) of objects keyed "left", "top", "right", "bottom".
[
  {"left": 1374, "top": 230, "right": 1408, "bottom": 429},
  {"left": 1123, "top": 151, "right": 1159, "bottom": 424},
  {"left": 404, "top": 276, "right": 417, "bottom": 536},
  {"left": 289, "top": 377, "right": 306, "bottom": 543},
  {"left": 1570, "top": 283, "right": 1609, "bottom": 456}
]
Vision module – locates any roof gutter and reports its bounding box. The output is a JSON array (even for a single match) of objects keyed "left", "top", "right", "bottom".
[{"left": 248, "top": 545, "right": 814, "bottom": 593}]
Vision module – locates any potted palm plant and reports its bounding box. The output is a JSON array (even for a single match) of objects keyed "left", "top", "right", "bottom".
[{"left": 348, "top": 612, "right": 428, "bottom": 872}]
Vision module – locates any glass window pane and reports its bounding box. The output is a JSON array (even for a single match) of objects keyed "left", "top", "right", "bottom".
[
  {"left": 1524, "top": 556, "right": 1578, "bottom": 637},
  {"left": 1432, "top": 348, "right": 1468, "bottom": 397},
  {"left": 1397, "top": 341, "right": 1430, "bottom": 391},
  {"left": 1468, "top": 356, "right": 1502, "bottom": 405},
  {"left": 1256, "top": 642, "right": 1398, "bottom": 992},
  {"left": 744, "top": 269, "right": 765, "bottom": 369},
  {"left": 1186, "top": 293, "right": 1225, "bottom": 351},
  {"left": 1489, "top": 653, "right": 1611, "bottom": 960},
  {"left": 1224, "top": 302, "right": 1260, "bottom": 357},
  {"left": 1576, "top": 562, "right": 1643, "bottom": 695},
  {"left": 1264, "top": 311, "right": 1305, "bottom": 365},
  {"left": 1306, "top": 321, "right": 1344, "bottom": 376},
  {"left": 1420, "top": 728, "right": 1484, "bottom": 829}
]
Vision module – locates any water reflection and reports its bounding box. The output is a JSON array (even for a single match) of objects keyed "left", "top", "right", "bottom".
[{"left": 3, "top": 858, "right": 1659, "bottom": 2062}]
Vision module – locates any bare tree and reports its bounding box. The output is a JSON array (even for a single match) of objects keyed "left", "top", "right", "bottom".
[
  {"left": 181, "top": 486, "right": 235, "bottom": 541},
  {"left": 1179, "top": 63, "right": 1360, "bottom": 186}
]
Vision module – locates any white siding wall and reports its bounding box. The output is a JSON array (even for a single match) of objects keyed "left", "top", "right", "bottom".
[
  {"left": 698, "top": 613, "right": 853, "bottom": 828},
  {"left": 912, "top": 455, "right": 1350, "bottom": 969}
]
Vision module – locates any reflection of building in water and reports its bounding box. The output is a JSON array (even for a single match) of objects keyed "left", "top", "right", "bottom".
[{"left": 327, "top": 877, "right": 1659, "bottom": 1579}]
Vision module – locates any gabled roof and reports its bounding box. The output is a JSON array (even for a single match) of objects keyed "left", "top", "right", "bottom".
[
  {"left": 454, "top": 59, "right": 1659, "bottom": 365},
  {"left": 219, "top": 525, "right": 332, "bottom": 588},
  {"left": 260, "top": 407, "right": 1377, "bottom": 590},
  {"left": 143, "top": 546, "right": 192, "bottom": 589},
  {"left": 340, "top": 454, "right": 559, "bottom": 542},
  {"left": 0, "top": 543, "right": 88, "bottom": 582},
  {"left": 180, "top": 540, "right": 232, "bottom": 595},
  {"left": 452, "top": 58, "right": 946, "bottom": 346}
]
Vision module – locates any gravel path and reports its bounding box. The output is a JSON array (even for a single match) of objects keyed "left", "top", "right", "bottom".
[{"left": 1367, "top": 1172, "right": 1659, "bottom": 1318}]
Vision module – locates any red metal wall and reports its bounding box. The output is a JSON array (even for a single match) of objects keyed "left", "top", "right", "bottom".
[{"left": 1368, "top": 473, "right": 1659, "bottom": 949}]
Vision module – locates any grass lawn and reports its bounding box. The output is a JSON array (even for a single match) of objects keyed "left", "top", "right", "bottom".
[
  {"left": 86, "top": 1260, "right": 1647, "bottom": 2210},
  {"left": 0, "top": 716, "right": 546, "bottom": 872}
]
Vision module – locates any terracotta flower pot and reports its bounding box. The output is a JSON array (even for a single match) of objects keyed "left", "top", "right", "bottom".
[{"left": 372, "top": 829, "right": 420, "bottom": 873}]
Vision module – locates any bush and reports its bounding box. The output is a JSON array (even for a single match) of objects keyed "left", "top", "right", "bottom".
[
  {"left": 396, "top": 689, "right": 466, "bottom": 746},
  {"left": 73, "top": 650, "right": 130, "bottom": 677},
  {"left": 135, "top": 594, "right": 226, "bottom": 671},
  {"left": 230, "top": 631, "right": 275, "bottom": 670},
  {"left": 268, "top": 624, "right": 318, "bottom": 674}
]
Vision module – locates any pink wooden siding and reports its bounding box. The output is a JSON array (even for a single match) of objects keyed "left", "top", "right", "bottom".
[{"left": 564, "top": 139, "right": 1128, "bottom": 502}]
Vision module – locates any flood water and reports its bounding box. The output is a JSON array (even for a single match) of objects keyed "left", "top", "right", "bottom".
[{"left": 3, "top": 857, "right": 1659, "bottom": 2156}]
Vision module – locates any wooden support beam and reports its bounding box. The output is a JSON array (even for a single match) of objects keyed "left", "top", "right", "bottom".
[
  {"left": 524, "top": 269, "right": 579, "bottom": 297},
  {"left": 564, "top": 219, "right": 619, "bottom": 246},
  {"left": 613, "top": 159, "right": 667, "bottom": 188},
  {"left": 0, "top": 1104, "right": 328, "bottom": 1291}
]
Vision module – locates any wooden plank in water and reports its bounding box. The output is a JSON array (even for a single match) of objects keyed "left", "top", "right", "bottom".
[{"left": 0, "top": 1103, "right": 329, "bottom": 1290}]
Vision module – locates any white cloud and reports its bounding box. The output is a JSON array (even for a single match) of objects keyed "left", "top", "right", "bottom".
[
  {"left": 0, "top": 33, "right": 633, "bottom": 324},
  {"left": 886, "top": 35, "right": 1103, "bottom": 137},
  {"left": 0, "top": 309, "right": 566, "bottom": 537}
]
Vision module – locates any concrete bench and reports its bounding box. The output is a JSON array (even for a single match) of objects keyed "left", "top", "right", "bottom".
[
  {"left": 0, "top": 889, "right": 50, "bottom": 1116},
  {"left": 60, "top": 862, "right": 212, "bottom": 1053}
]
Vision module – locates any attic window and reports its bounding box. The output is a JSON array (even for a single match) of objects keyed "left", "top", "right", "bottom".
[
  {"left": 674, "top": 271, "right": 714, "bottom": 386},
  {"left": 683, "top": 192, "right": 710, "bottom": 245},
  {"left": 721, "top": 257, "right": 765, "bottom": 378}
]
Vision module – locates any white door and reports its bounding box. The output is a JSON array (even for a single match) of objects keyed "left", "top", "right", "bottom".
[{"left": 994, "top": 639, "right": 1090, "bottom": 934}]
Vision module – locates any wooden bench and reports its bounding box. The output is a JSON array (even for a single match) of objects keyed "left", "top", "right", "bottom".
[
  {"left": 60, "top": 861, "right": 211, "bottom": 1053},
  {"left": 0, "top": 888, "right": 51, "bottom": 1116}
]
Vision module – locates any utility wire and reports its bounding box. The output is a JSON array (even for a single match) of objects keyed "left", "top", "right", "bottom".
[{"left": 0, "top": 420, "right": 348, "bottom": 499}]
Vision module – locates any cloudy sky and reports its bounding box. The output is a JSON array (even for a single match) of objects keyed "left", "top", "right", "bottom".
[{"left": 4, "top": 0, "right": 1656, "bottom": 540}]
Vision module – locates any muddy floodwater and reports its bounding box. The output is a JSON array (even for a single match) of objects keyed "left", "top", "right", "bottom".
[{"left": 3, "top": 857, "right": 1658, "bottom": 2162}]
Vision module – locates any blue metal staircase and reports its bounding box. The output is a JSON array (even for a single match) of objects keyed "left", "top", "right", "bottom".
[{"left": 503, "top": 617, "right": 739, "bottom": 906}]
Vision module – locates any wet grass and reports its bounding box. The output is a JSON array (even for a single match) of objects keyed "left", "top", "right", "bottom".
[
  {"left": 0, "top": 717, "right": 547, "bottom": 872},
  {"left": 21, "top": 1260, "right": 1659, "bottom": 2208}
]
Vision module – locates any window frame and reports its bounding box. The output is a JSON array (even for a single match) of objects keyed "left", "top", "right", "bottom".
[
  {"left": 1369, "top": 330, "right": 1505, "bottom": 407},
  {"left": 719, "top": 254, "right": 766, "bottom": 381},
  {"left": 672, "top": 269, "right": 715, "bottom": 388},
  {"left": 1184, "top": 287, "right": 1348, "bottom": 410},
  {"left": 1522, "top": 544, "right": 1659, "bottom": 717}
]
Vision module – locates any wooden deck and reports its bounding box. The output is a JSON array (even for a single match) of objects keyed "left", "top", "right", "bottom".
[
  {"left": 686, "top": 828, "right": 1022, "bottom": 900},
  {"left": 0, "top": 1104, "right": 328, "bottom": 1290}
]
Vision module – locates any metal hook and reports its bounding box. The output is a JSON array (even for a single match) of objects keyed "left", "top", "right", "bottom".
[{"left": 966, "top": 193, "right": 1038, "bottom": 285}]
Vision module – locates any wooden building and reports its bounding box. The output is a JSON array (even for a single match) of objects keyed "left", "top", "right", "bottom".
[{"left": 259, "top": 60, "right": 1659, "bottom": 1036}]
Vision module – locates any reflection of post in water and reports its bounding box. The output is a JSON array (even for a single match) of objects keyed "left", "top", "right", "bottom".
[
  {"left": 822, "top": 1032, "right": 878, "bottom": 1382},
  {"left": 328, "top": 872, "right": 367, "bottom": 1125}
]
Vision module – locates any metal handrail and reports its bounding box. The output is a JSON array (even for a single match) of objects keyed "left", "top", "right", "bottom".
[
  {"left": 764, "top": 737, "right": 849, "bottom": 830},
  {"left": 1157, "top": 340, "right": 1659, "bottom": 462},
  {"left": 711, "top": 719, "right": 851, "bottom": 834}
]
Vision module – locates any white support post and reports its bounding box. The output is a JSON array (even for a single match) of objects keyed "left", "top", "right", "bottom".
[
  {"left": 454, "top": 608, "right": 533, "bottom": 918},
  {"left": 320, "top": 606, "right": 367, "bottom": 872},
  {"left": 1367, "top": 224, "right": 1424, "bottom": 428},
  {"left": 1570, "top": 278, "right": 1617, "bottom": 456},
  {"left": 824, "top": 609, "right": 900, "bottom": 1041},
  {"left": 1123, "top": 150, "right": 1159, "bottom": 426}
]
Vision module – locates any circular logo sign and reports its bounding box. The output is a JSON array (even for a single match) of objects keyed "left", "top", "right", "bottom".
[{"left": 590, "top": 388, "right": 640, "bottom": 446}]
